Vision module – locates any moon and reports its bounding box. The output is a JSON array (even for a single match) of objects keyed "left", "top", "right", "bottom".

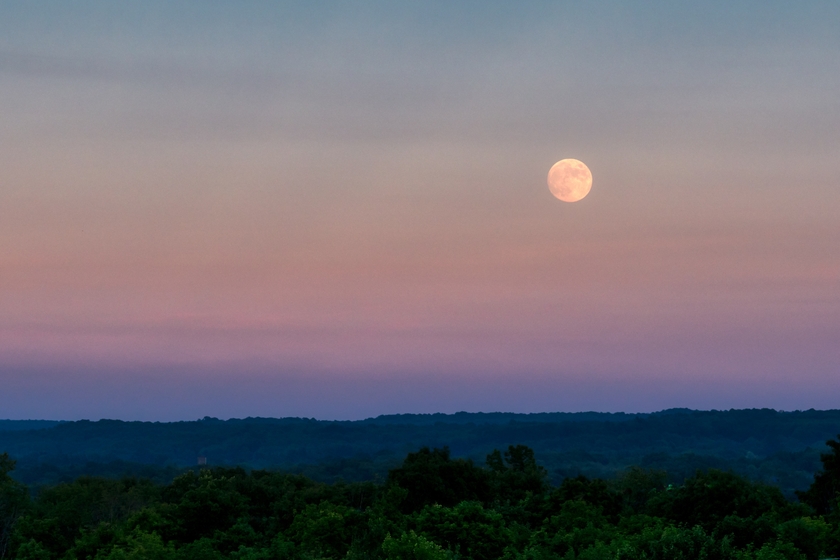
[{"left": 547, "top": 159, "right": 592, "bottom": 202}]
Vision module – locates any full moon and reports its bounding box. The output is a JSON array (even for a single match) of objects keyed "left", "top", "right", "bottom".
[{"left": 547, "top": 159, "right": 592, "bottom": 202}]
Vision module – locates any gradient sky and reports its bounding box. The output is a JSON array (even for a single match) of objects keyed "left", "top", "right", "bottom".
[{"left": 1, "top": 1, "right": 839, "bottom": 420}]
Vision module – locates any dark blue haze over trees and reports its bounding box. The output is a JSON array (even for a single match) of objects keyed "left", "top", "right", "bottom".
[{"left": 0, "top": 409, "right": 837, "bottom": 498}]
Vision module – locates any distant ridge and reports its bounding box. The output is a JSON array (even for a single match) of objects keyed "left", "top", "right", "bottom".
[
  {"left": 1, "top": 409, "right": 838, "bottom": 496},
  {"left": 1, "top": 407, "right": 817, "bottom": 426},
  {"left": 360, "top": 411, "right": 638, "bottom": 425},
  {"left": 0, "top": 420, "right": 64, "bottom": 431}
]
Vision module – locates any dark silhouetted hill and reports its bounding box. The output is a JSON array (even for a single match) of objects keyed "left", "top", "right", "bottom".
[{"left": 1, "top": 409, "right": 837, "bottom": 496}]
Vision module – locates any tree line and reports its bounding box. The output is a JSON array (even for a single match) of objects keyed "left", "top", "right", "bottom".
[
  {"left": 3, "top": 409, "right": 839, "bottom": 497},
  {"left": 1, "top": 437, "right": 840, "bottom": 559}
]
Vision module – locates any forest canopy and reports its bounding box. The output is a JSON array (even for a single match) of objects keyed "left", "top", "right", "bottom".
[{"left": 1, "top": 437, "right": 840, "bottom": 560}]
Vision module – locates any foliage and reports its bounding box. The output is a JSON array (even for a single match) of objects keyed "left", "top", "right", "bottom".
[
  {"left": 486, "top": 445, "right": 549, "bottom": 505},
  {"left": 413, "top": 501, "right": 510, "bottom": 560},
  {"left": 388, "top": 447, "right": 490, "bottom": 513},
  {"left": 797, "top": 434, "right": 840, "bottom": 515},
  {"left": 382, "top": 531, "right": 451, "bottom": 560},
  {"left": 0, "top": 454, "right": 28, "bottom": 560},
  {"left": 648, "top": 469, "right": 797, "bottom": 532},
  {"left": 1, "top": 441, "right": 839, "bottom": 559}
]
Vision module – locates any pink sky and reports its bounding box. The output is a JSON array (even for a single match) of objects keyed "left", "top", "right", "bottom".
[{"left": 1, "top": 1, "right": 839, "bottom": 419}]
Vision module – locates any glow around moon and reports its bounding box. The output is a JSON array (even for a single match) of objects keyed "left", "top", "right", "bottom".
[{"left": 548, "top": 159, "right": 592, "bottom": 202}]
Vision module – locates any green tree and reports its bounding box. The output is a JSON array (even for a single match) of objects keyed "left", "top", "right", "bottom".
[
  {"left": 797, "top": 435, "right": 840, "bottom": 515},
  {"left": 388, "top": 447, "right": 490, "bottom": 513},
  {"left": 486, "top": 446, "right": 548, "bottom": 505},
  {"left": 96, "top": 529, "right": 176, "bottom": 560},
  {"left": 735, "top": 541, "right": 807, "bottom": 560},
  {"left": 288, "top": 501, "right": 361, "bottom": 559},
  {"left": 13, "top": 539, "right": 50, "bottom": 560},
  {"left": 615, "top": 525, "right": 731, "bottom": 560},
  {"left": 612, "top": 467, "right": 666, "bottom": 514},
  {"left": 0, "top": 453, "right": 28, "bottom": 560},
  {"left": 413, "top": 501, "right": 511, "bottom": 560},
  {"left": 775, "top": 517, "right": 830, "bottom": 560},
  {"left": 12, "top": 476, "right": 159, "bottom": 559},
  {"left": 714, "top": 513, "right": 778, "bottom": 551},
  {"left": 161, "top": 469, "right": 248, "bottom": 543},
  {"left": 526, "top": 499, "right": 616, "bottom": 558},
  {"left": 174, "top": 537, "right": 226, "bottom": 560},
  {"left": 382, "top": 531, "right": 451, "bottom": 560},
  {"left": 648, "top": 470, "right": 793, "bottom": 532},
  {"left": 547, "top": 476, "right": 623, "bottom": 521}
]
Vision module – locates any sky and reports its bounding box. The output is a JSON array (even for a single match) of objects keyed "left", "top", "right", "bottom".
[{"left": 1, "top": 1, "right": 839, "bottom": 420}]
